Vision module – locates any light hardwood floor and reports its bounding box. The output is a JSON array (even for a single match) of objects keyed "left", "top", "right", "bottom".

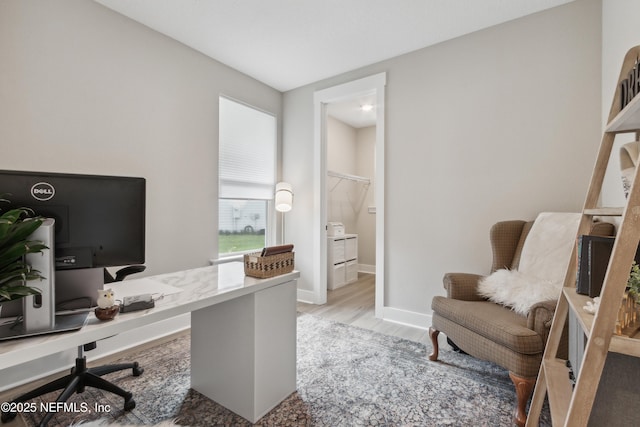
[{"left": 297, "top": 272, "right": 429, "bottom": 343}]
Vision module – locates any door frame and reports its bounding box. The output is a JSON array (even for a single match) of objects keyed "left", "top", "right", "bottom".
[{"left": 312, "top": 72, "right": 386, "bottom": 317}]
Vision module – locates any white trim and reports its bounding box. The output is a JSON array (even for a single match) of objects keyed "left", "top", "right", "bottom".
[
  {"left": 373, "top": 76, "right": 386, "bottom": 319},
  {"left": 358, "top": 264, "right": 376, "bottom": 274},
  {"left": 296, "top": 288, "right": 317, "bottom": 304},
  {"left": 313, "top": 72, "right": 387, "bottom": 309},
  {"left": 312, "top": 94, "right": 328, "bottom": 304},
  {"left": 211, "top": 255, "right": 244, "bottom": 265}
]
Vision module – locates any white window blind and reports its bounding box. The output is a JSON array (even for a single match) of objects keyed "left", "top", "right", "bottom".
[{"left": 219, "top": 97, "right": 276, "bottom": 200}]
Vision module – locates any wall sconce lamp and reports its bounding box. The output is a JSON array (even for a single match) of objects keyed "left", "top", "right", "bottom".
[{"left": 275, "top": 182, "right": 293, "bottom": 243}]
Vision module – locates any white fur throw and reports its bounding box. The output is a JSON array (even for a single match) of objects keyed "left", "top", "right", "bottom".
[
  {"left": 478, "top": 212, "right": 581, "bottom": 316},
  {"left": 477, "top": 269, "right": 561, "bottom": 315}
]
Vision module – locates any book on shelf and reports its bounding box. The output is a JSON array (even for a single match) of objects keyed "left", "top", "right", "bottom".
[
  {"left": 576, "top": 235, "right": 613, "bottom": 297},
  {"left": 576, "top": 235, "right": 640, "bottom": 298}
]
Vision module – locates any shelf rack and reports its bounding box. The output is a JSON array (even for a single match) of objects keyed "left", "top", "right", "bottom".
[{"left": 526, "top": 45, "right": 640, "bottom": 426}]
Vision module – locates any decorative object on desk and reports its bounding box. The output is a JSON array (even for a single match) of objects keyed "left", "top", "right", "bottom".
[
  {"left": 95, "top": 288, "right": 119, "bottom": 320},
  {"left": 244, "top": 245, "right": 294, "bottom": 278},
  {"left": 97, "top": 288, "right": 116, "bottom": 308},
  {"left": 120, "top": 294, "right": 155, "bottom": 313},
  {"left": 275, "top": 182, "right": 293, "bottom": 244},
  {"left": 0, "top": 196, "right": 46, "bottom": 304},
  {"left": 95, "top": 304, "right": 119, "bottom": 321},
  {"left": 19, "top": 314, "right": 551, "bottom": 427}
]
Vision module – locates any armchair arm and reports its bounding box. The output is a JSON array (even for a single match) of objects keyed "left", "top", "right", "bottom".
[
  {"left": 526, "top": 299, "right": 557, "bottom": 344},
  {"left": 442, "top": 273, "right": 486, "bottom": 301}
]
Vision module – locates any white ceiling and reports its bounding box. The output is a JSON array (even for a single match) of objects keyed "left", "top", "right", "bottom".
[
  {"left": 94, "top": 0, "right": 574, "bottom": 94},
  {"left": 327, "top": 94, "right": 378, "bottom": 129}
]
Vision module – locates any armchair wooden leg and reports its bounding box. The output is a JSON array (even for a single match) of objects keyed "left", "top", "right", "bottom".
[
  {"left": 509, "top": 372, "right": 536, "bottom": 427},
  {"left": 428, "top": 327, "right": 440, "bottom": 361}
]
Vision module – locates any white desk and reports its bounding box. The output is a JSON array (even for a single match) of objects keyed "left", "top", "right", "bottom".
[{"left": 0, "top": 263, "right": 300, "bottom": 423}]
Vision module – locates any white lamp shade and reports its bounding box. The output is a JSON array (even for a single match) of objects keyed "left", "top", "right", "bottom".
[{"left": 275, "top": 182, "right": 293, "bottom": 212}]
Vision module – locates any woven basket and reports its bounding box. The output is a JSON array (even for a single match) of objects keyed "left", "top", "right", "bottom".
[{"left": 244, "top": 251, "right": 295, "bottom": 279}]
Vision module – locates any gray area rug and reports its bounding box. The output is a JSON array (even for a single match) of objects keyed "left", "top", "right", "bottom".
[{"left": 20, "top": 313, "right": 551, "bottom": 426}]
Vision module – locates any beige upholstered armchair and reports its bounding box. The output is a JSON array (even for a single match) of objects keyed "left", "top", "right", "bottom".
[{"left": 428, "top": 218, "right": 613, "bottom": 427}]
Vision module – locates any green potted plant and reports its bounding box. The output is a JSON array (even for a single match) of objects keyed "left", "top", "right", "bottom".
[
  {"left": 0, "top": 196, "right": 47, "bottom": 313},
  {"left": 628, "top": 261, "right": 640, "bottom": 299}
]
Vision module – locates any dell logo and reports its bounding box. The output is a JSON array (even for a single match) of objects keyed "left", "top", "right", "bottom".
[{"left": 31, "top": 182, "right": 55, "bottom": 201}]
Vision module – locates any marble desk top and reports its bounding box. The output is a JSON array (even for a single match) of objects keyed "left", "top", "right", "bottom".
[{"left": 0, "top": 262, "right": 299, "bottom": 368}]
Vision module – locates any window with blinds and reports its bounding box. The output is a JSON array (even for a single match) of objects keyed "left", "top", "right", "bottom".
[{"left": 218, "top": 96, "right": 276, "bottom": 255}]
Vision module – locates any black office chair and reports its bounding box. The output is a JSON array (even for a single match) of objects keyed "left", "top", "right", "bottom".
[{"left": 1, "top": 265, "right": 147, "bottom": 427}]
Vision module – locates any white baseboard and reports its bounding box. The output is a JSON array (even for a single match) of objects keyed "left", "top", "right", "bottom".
[
  {"left": 358, "top": 264, "right": 375, "bottom": 274},
  {"left": 381, "top": 306, "right": 431, "bottom": 330},
  {"left": 380, "top": 308, "right": 449, "bottom": 348},
  {"left": 296, "top": 288, "right": 317, "bottom": 304}
]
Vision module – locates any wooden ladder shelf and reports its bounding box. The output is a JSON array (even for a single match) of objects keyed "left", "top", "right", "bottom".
[{"left": 526, "top": 45, "right": 640, "bottom": 426}]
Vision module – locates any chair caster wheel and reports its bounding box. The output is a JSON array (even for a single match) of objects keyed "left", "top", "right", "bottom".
[
  {"left": 1, "top": 410, "right": 17, "bottom": 423},
  {"left": 132, "top": 362, "right": 144, "bottom": 376},
  {"left": 124, "top": 397, "right": 136, "bottom": 411}
]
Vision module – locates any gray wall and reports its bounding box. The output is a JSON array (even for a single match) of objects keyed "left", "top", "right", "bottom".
[
  {"left": 327, "top": 116, "right": 358, "bottom": 234},
  {"left": 283, "top": 0, "right": 602, "bottom": 324},
  {"left": 0, "top": 0, "right": 282, "bottom": 277},
  {"left": 601, "top": 0, "right": 640, "bottom": 207},
  {"left": 0, "top": 0, "right": 281, "bottom": 389}
]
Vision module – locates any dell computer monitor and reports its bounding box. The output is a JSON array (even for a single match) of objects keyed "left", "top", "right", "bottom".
[{"left": 0, "top": 170, "right": 146, "bottom": 313}]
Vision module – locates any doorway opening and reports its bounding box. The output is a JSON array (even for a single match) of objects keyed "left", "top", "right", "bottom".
[{"left": 312, "top": 73, "right": 386, "bottom": 318}]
